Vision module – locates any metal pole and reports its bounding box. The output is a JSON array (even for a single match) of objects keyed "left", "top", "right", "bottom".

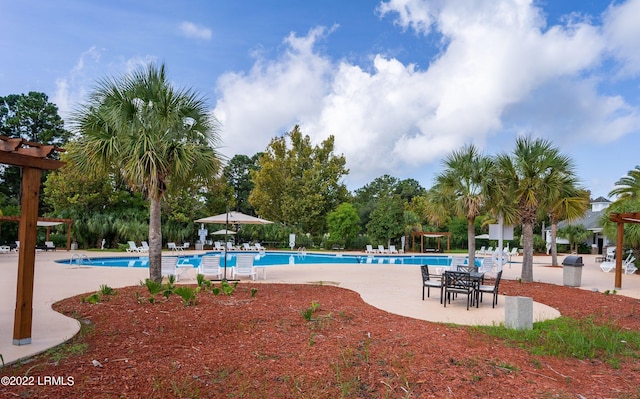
[{"left": 223, "top": 209, "right": 229, "bottom": 281}]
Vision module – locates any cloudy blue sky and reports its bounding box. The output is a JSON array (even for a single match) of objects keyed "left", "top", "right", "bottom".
[{"left": 2, "top": 0, "right": 640, "bottom": 198}]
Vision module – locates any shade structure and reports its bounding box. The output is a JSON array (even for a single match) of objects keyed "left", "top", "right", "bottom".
[
  {"left": 210, "top": 229, "right": 236, "bottom": 235},
  {"left": 475, "top": 234, "right": 491, "bottom": 239},
  {"left": 195, "top": 211, "right": 272, "bottom": 280},
  {"left": 195, "top": 211, "right": 273, "bottom": 225}
]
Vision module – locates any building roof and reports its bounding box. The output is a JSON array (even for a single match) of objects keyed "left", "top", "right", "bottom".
[
  {"left": 557, "top": 209, "right": 604, "bottom": 232},
  {"left": 591, "top": 196, "right": 611, "bottom": 204}
]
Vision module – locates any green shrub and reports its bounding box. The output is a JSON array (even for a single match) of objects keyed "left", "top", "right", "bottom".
[{"left": 173, "top": 286, "right": 197, "bottom": 306}]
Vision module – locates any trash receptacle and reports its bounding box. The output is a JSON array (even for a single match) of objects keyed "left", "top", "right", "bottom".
[{"left": 562, "top": 255, "right": 583, "bottom": 287}]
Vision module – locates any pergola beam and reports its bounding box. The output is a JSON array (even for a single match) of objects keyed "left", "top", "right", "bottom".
[{"left": 1, "top": 136, "right": 65, "bottom": 346}]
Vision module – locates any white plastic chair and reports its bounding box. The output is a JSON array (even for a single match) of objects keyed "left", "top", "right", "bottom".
[
  {"left": 233, "top": 254, "right": 256, "bottom": 280},
  {"left": 198, "top": 255, "right": 222, "bottom": 279},
  {"left": 161, "top": 257, "right": 180, "bottom": 281},
  {"left": 126, "top": 241, "right": 141, "bottom": 253}
]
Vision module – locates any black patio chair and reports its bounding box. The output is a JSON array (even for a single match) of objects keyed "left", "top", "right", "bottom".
[
  {"left": 478, "top": 270, "right": 503, "bottom": 308},
  {"left": 421, "top": 265, "right": 444, "bottom": 303},
  {"left": 443, "top": 271, "right": 478, "bottom": 310}
]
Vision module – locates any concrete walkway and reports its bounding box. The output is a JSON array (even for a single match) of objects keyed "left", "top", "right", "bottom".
[{"left": 2, "top": 250, "right": 639, "bottom": 366}]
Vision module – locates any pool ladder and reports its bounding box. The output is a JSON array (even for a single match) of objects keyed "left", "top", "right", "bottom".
[{"left": 70, "top": 253, "right": 92, "bottom": 265}]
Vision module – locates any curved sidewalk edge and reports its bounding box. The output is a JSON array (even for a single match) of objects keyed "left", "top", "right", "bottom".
[{"left": 1, "top": 251, "right": 638, "bottom": 366}]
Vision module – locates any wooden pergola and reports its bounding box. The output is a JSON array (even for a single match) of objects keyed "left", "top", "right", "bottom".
[
  {"left": 0, "top": 136, "right": 65, "bottom": 346},
  {"left": 0, "top": 216, "right": 73, "bottom": 250},
  {"left": 609, "top": 212, "right": 640, "bottom": 289},
  {"left": 410, "top": 231, "right": 451, "bottom": 253}
]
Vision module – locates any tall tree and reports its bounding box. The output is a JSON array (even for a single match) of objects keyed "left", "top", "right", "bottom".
[
  {"left": 0, "top": 92, "right": 71, "bottom": 205},
  {"left": 557, "top": 224, "right": 591, "bottom": 254},
  {"left": 367, "top": 194, "right": 405, "bottom": 245},
  {"left": 353, "top": 175, "right": 400, "bottom": 228},
  {"left": 70, "top": 63, "right": 221, "bottom": 282},
  {"left": 43, "top": 142, "right": 149, "bottom": 248},
  {"left": 610, "top": 165, "right": 640, "bottom": 200},
  {"left": 546, "top": 178, "right": 590, "bottom": 266},
  {"left": 326, "top": 202, "right": 361, "bottom": 248},
  {"left": 494, "top": 136, "right": 576, "bottom": 282},
  {"left": 223, "top": 154, "right": 260, "bottom": 214},
  {"left": 249, "top": 125, "right": 349, "bottom": 234},
  {"left": 430, "top": 145, "right": 492, "bottom": 267}
]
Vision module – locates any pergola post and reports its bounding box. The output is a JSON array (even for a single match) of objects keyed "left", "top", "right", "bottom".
[
  {"left": 13, "top": 166, "right": 42, "bottom": 345},
  {"left": 615, "top": 221, "right": 624, "bottom": 290},
  {"left": 608, "top": 212, "right": 640, "bottom": 290},
  {"left": 0, "top": 135, "right": 65, "bottom": 346}
]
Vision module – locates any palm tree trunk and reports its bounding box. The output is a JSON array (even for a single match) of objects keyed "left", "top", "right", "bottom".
[
  {"left": 149, "top": 198, "right": 163, "bottom": 282},
  {"left": 521, "top": 222, "right": 534, "bottom": 282},
  {"left": 467, "top": 218, "right": 476, "bottom": 267}
]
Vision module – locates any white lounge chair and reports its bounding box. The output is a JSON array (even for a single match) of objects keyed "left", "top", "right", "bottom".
[
  {"left": 378, "top": 245, "right": 388, "bottom": 254},
  {"left": 242, "top": 243, "right": 256, "bottom": 251},
  {"left": 198, "top": 255, "right": 222, "bottom": 279},
  {"left": 214, "top": 241, "right": 223, "bottom": 251},
  {"left": 167, "top": 242, "right": 180, "bottom": 252},
  {"left": 0, "top": 245, "right": 10, "bottom": 254},
  {"left": 475, "top": 246, "right": 486, "bottom": 256},
  {"left": 44, "top": 241, "right": 56, "bottom": 251},
  {"left": 126, "top": 241, "right": 142, "bottom": 253},
  {"left": 140, "top": 241, "right": 150, "bottom": 252},
  {"left": 365, "top": 245, "right": 375, "bottom": 253},
  {"left": 226, "top": 242, "right": 240, "bottom": 251},
  {"left": 254, "top": 242, "right": 265, "bottom": 252},
  {"left": 161, "top": 256, "right": 180, "bottom": 281},
  {"left": 626, "top": 257, "right": 638, "bottom": 274},
  {"left": 181, "top": 242, "right": 190, "bottom": 251},
  {"left": 388, "top": 245, "right": 399, "bottom": 254},
  {"left": 600, "top": 253, "right": 637, "bottom": 274},
  {"left": 233, "top": 254, "right": 256, "bottom": 280},
  {"left": 600, "top": 260, "right": 615, "bottom": 272}
]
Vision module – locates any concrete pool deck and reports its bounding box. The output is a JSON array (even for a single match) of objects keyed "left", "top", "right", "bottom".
[{"left": 2, "top": 250, "right": 639, "bottom": 365}]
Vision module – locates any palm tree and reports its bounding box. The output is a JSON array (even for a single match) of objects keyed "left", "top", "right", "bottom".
[
  {"left": 494, "top": 136, "right": 576, "bottom": 282},
  {"left": 70, "top": 63, "right": 221, "bottom": 282},
  {"left": 609, "top": 165, "right": 640, "bottom": 200},
  {"left": 430, "top": 145, "right": 493, "bottom": 267},
  {"left": 557, "top": 224, "right": 591, "bottom": 254},
  {"left": 546, "top": 177, "right": 590, "bottom": 266}
]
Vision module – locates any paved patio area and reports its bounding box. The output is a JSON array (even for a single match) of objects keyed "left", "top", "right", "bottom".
[{"left": 2, "top": 250, "right": 639, "bottom": 365}]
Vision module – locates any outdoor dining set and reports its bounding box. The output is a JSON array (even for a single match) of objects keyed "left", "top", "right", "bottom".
[{"left": 421, "top": 259, "right": 503, "bottom": 310}]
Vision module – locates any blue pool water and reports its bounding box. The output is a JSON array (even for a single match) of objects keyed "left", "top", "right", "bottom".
[{"left": 57, "top": 251, "right": 471, "bottom": 268}]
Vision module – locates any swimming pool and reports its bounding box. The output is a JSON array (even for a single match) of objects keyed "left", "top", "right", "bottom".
[{"left": 58, "top": 251, "right": 474, "bottom": 268}]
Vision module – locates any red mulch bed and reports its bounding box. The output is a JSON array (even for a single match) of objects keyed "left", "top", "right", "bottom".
[{"left": 2, "top": 280, "right": 640, "bottom": 398}]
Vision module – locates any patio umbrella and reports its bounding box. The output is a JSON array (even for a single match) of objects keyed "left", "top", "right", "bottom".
[
  {"left": 195, "top": 211, "right": 273, "bottom": 280},
  {"left": 475, "top": 234, "right": 491, "bottom": 239},
  {"left": 210, "top": 229, "right": 236, "bottom": 235},
  {"left": 195, "top": 211, "right": 272, "bottom": 225}
]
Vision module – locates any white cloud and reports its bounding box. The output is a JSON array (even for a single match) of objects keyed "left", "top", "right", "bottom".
[
  {"left": 179, "top": 21, "right": 212, "bottom": 40},
  {"left": 53, "top": 46, "right": 102, "bottom": 120},
  {"left": 213, "top": 0, "right": 640, "bottom": 190},
  {"left": 53, "top": 50, "right": 158, "bottom": 124},
  {"left": 603, "top": 0, "right": 640, "bottom": 77},
  {"left": 213, "top": 26, "right": 333, "bottom": 157}
]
